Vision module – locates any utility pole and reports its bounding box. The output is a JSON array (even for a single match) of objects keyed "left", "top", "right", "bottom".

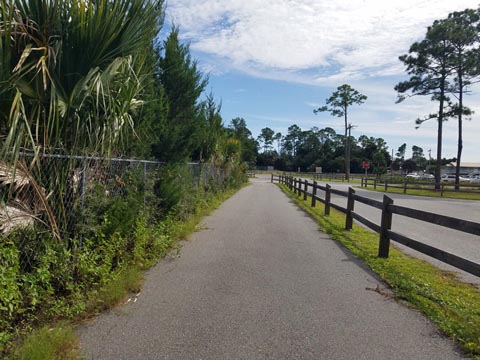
[
  {"left": 346, "top": 123, "right": 357, "bottom": 181},
  {"left": 391, "top": 148, "right": 394, "bottom": 177}
]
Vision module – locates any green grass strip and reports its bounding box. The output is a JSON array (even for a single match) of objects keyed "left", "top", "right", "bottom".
[
  {"left": 362, "top": 185, "right": 480, "bottom": 200},
  {"left": 278, "top": 184, "right": 480, "bottom": 357},
  {"left": 10, "top": 324, "right": 81, "bottom": 360}
]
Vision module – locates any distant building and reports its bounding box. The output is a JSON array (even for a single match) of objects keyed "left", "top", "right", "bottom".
[{"left": 443, "top": 162, "right": 480, "bottom": 175}]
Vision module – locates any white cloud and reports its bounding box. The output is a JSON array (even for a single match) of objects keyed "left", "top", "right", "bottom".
[
  {"left": 168, "top": 1, "right": 480, "bottom": 162},
  {"left": 168, "top": 0, "right": 479, "bottom": 81}
]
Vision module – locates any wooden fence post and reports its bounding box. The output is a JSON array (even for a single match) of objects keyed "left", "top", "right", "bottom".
[
  {"left": 303, "top": 180, "right": 308, "bottom": 201},
  {"left": 311, "top": 181, "right": 317, "bottom": 207},
  {"left": 345, "top": 187, "right": 355, "bottom": 230},
  {"left": 441, "top": 184, "right": 444, "bottom": 197},
  {"left": 325, "top": 184, "right": 331, "bottom": 216},
  {"left": 271, "top": 173, "right": 274, "bottom": 183},
  {"left": 374, "top": 178, "right": 377, "bottom": 190},
  {"left": 403, "top": 180, "right": 407, "bottom": 194},
  {"left": 384, "top": 179, "right": 388, "bottom": 191},
  {"left": 378, "top": 195, "right": 394, "bottom": 258}
]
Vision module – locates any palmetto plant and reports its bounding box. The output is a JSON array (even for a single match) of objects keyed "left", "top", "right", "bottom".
[
  {"left": 1, "top": 0, "right": 163, "bottom": 157},
  {"left": 0, "top": 159, "right": 60, "bottom": 238},
  {"left": 0, "top": 0, "right": 164, "bottom": 236}
]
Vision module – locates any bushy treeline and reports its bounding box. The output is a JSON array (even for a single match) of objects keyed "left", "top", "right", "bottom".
[
  {"left": 256, "top": 124, "right": 391, "bottom": 174},
  {"left": 0, "top": 0, "right": 253, "bottom": 351},
  {"left": 256, "top": 124, "right": 456, "bottom": 175}
]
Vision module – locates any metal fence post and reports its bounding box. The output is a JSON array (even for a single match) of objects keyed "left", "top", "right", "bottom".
[
  {"left": 143, "top": 161, "right": 147, "bottom": 206},
  {"left": 80, "top": 158, "right": 87, "bottom": 208},
  {"left": 378, "top": 195, "right": 394, "bottom": 258},
  {"left": 311, "top": 181, "right": 317, "bottom": 207},
  {"left": 325, "top": 184, "right": 331, "bottom": 216},
  {"left": 345, "top": 187, "right": 355, "bottom": 230}
]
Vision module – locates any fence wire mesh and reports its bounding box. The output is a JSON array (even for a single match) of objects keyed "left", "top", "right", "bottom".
[{"left": 0, "top": 154, "right": 226, "bottom": 272}]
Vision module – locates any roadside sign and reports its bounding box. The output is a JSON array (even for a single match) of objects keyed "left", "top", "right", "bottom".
[{"left": 362, "top": 161, "right": 370, "bottom": 169}]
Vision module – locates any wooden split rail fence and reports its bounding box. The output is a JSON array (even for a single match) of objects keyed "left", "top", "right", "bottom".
[
  {"left": 361, "top": 177, "right": 480, "bottom": 196},
  {"left": 271, "top": 174, "right": 480, "bottom": 277}
]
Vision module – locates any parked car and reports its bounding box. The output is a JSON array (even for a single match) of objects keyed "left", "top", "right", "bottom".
[
  {"left": 406, "top": 173, "right": 434, "bottom": 180},
  {"left": 441, "top": 174, "right": 470, "bottom": 182},
  {"left": 469, "top": 174, "right": 480, "bottom": 183},
  {"left": 406, "top": 173, "right": 420, "bottom": 179}
]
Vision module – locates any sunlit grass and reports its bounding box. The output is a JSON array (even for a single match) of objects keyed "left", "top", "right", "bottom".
[
  {"left": 10, "top": 325, "right": 81, "bottom": 360},
  {"left": 279, "top": 184, "right": 480, "bottom": 357}
]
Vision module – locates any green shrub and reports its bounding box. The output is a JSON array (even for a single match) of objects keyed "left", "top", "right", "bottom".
[
  {"left": 1, "top": 162, "right": 247, "bottom": 355},
  {"left": 0, "top": 241, "right": 21, "bottom": 345},
  {"left": 153, "top": 167, "right": 186, "bottom": 215}
]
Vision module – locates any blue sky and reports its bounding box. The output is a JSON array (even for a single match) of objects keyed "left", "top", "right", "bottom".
[{"left": 166, "top": 0, "right": 480, "bottom": 162}]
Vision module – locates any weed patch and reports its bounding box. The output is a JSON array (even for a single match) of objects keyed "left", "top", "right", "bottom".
[
  {"left": 3, "top": 171, "right": 247, "bottom": 358},
  {"left": 10, "top": 325, "right": 80, "bottom": 360}
]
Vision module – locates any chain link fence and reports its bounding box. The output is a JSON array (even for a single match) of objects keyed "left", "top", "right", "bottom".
[{"left": 0, "top": 154, "right": 228, "bottom": 270}]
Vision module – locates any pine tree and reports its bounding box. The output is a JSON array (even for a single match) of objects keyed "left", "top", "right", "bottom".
[{"left": 154, "top": 27, "right": 208, "bottom": 162}]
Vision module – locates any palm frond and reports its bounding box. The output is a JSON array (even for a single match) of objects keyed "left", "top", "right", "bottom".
[{"left": 0, "top": 202, "right": 36, "bottom": 234}]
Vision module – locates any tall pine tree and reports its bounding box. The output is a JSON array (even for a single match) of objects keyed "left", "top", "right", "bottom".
[{"left": 154, "top": 27, "right": 208, "bottom": 162}]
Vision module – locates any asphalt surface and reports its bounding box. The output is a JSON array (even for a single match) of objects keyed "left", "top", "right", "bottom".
[
  {"left": 310, "top": 180, "right": 480, "bottom": 285},
  {"left": 78, "top": 176, "right": 465, "bottom": 359}
]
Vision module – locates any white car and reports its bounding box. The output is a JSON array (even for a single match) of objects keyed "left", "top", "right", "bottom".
[
  {"left": 469, "top": 174, "right": 480, "bottom": 183},
  {"left": 441, "top": 174, "right": 469, "bottom": 182},
  {"left": 406, "top": 173, "right": 420, "bottom": 179}
]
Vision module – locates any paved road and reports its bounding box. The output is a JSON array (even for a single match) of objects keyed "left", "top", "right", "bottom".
[
  {"left": 78, "top": 177, "right": 465, "bottom": 359},
  {"left": 310, "top": 180, "right": 480, "bottom": 285}
]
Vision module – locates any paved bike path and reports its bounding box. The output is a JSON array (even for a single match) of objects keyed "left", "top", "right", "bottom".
[{"left": 78, "top": 177, "right": 464, "bottom": 359}]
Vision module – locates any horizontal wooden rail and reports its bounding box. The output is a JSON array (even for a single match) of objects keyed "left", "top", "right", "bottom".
[
  {"left": 351, "top": 212, "right": 381, "bottom": 233},
  {"left": 353, "top": 193, "right": 383, "bottom": 210},
  {"left": 390, "top": 205, "right": 480, "bottom": 236},
  {"left": 329, "top": 188, "right": 349, "bottom": 197},
  {"left": 330, "top": 202, "right": 348, "bottom": 214},
  {"left": 273, "top": 174, "right": 480, "bottom": 277},
  {"left": 388, "top": 230, "right": 480, "bottom": 277},
  {"left": 314, "top": 194, "right": 326, "bottom": 205}
]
